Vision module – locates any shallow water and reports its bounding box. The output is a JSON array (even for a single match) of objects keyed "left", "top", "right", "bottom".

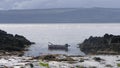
[{"left": 0, "top": 23, "right": 120, "bottom": 56}]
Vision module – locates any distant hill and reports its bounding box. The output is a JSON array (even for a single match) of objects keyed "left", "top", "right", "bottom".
[{"left": 0, "top": 8, "right": 120, "bottom": 23}]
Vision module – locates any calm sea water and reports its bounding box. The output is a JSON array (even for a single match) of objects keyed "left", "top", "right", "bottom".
[{"left": 0, "top": 23, "right": 120, "bottom": 56}]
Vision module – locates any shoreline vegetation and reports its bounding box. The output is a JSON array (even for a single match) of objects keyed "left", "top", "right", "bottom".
[{"left": 1, "top": 29, "right": 120, "bottom": 68}]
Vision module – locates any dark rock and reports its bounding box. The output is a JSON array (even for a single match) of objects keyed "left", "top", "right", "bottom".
[
  {"left": 30, "top": 63, "right": 34, "bottom": 68},
  {"left": 79, "top": 33, "right": 120, "bottom": 55},
  {"left": 93, "top": 57, "right": 103, "bottom": 62},
  {"left": 79, "top": 58, "right": 84, "bottom": 62},
  {"left": 0, "top": 29, "right": 34, "bottom": 52},
  {"left": 40, "top": 54, "right": 75, "bottom": 61},
  {"left": 0, "top": 29, "right": 7, "bottom": 35},
  {"left": 58, "top": 57, "right": 74, "bottom": 61},
  {"left": 89, "top": 66, "right": 97, "bottom": 68},
  {"left": 105, "top": 64, "right": 113, "bottom": 67},
  {"left": 76, "top": 66, "right": 87, "bottom": 68},
  {"left": 41, "top": 55, "right": 56, "bottom": 61}
]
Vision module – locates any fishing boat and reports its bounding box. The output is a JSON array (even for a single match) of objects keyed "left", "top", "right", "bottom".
[{"left": 48, "top": 42, "right": 70, "bottom": 51}]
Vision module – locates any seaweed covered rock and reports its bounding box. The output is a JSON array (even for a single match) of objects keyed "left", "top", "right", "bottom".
[
  {"left": 79, "top": 34, "right": 120, "bottom": 55},
  {"left": 0, "top": 29, "right": 34, "bottom": 51}
]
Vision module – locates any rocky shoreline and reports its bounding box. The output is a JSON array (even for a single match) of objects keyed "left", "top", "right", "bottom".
[
  {"left": 0, "top": 29, "right": 34, "bottom": 56},
  {"left": 79, "top": 34, "right": 120, "bottom": 55},
  {"left": 0, "top": 54, "right": 120, "bottom": 68},
  {"left": 1, "top": 29, "right": 120, "bottom": 68}
]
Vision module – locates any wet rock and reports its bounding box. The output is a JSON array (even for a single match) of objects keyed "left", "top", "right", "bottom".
[
  {"left": 79, "top": 58, "right": 84, "bottom": 62},
  {"left": 43, "top": 55, "right": 56, "bottom": 61},
  {"left": 30, "top": 63, "right": 34, "bottom": 68},
  {"left": 67, "top": 61, "right": 78, "bottom": 64},
  {"left": 40, "top": 54, "right": 75, "bottom": 61},
  {"left": 58, "top": 57, "right": 74, "bottom": 61},
  {"left": 89, "top": 66, "right": 97, "bottom": 68},
  {"left": 105, "top": 64, "right": 113, "bottom": 67},
  {"left": 76, "top": 65, "right": 87, "bottom": 68},
  {"left": 93, "top": 57, "right": 103, "bottom": 62},
  {"left": 116, "top": 59, "right": 120, "bottom": 61}
]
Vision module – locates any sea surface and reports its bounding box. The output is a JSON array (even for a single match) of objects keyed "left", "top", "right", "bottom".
[{"left": 0, "top": 23, "right": 120, "bottom": 56}]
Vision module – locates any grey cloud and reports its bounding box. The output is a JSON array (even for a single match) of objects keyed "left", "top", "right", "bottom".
[
  {"left": 0, "top": 0, "right": 27, "bottom": 9},
  {"left": 0, "top": 0, "right": 120, "bottom": 10},
  {"left": 13, "top": 0, "right": 57, "bottom": 9}
]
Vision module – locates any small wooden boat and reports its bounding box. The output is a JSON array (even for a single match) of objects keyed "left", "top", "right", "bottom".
[{"left": 48, "top": 42, "right": 70, "bottom": 51}]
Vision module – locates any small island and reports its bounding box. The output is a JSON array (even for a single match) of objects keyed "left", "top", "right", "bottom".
[
  {"left": 0, "top": 29, "right": 34, "bottom": 56},
  {"left": 79, "top": 33, "right": 120, "bottom": 55}
]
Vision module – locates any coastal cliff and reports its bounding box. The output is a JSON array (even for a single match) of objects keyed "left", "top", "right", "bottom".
[
  {"left": 79, "top": 34, "right": 120, "bottom": 55},
  {"left": 0, "top": 29, "right": 34, "bottom": 54}
]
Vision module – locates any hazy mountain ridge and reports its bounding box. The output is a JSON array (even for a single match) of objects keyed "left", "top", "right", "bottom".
[{"left": 0, "top": 8, "right": 120, "bottom": 23}]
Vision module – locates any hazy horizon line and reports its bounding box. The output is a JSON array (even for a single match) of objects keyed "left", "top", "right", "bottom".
[{"left": 1, "top": 7, "right": 120, "bottom": 11}]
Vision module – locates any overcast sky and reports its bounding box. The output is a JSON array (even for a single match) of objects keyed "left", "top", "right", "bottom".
[{"left": 0, "top": 0, "right": 120, "bottom": 10}]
